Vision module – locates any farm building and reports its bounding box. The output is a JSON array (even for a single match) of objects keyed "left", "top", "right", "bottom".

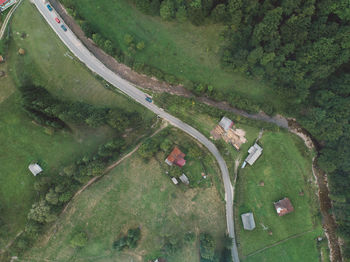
[
  {"left": 171, "top": 177, "right": 178, "bottom": 185},
  {"left": 219, "top": 116, "right": 234, "bottom": 131},
  {"left": 0, "top": 0, "right": 16, "bottom": 12},
  {"left": 245, "top": 143, "right": 263, "bottom": 166},
  {"left": 179, "top": 174, "right": 189, "bottom": 185},
  {"left": 165, "top": 147, "right": 186, "bottom": 167},
  {"left": 274, "top": 197, "right": 294, "bottom": 216},
  {"left": 241, "top": 212, "right": 256, "bottom": 230},
  {"left": 28, "top": 163, "right": 43, "bottom": 176}
]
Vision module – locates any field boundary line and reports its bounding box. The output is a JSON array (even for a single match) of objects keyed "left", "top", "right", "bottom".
[{"left": 244, "top": 228, "right": 317, "bottom": 258}]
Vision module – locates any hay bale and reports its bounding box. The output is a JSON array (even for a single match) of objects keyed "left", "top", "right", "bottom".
[{"left": 18, "top": 48, "right": 26, "bottom": 55}]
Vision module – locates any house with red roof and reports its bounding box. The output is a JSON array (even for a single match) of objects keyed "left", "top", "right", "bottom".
[
  {"left": 0, "top": 0, "right": 16, "bottom": 12},
  {"left": 274, "top": 197, "right": 294, "bottom": 216},
  {"left": 165, "top": 146, "right": 186, "bottom": 167}
]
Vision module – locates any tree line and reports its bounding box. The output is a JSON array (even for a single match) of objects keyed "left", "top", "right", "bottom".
[
  {"left": 219, "top": 0, "right": 350, "bottom": 258},
  {"left": 18, "top": 83, "right": 141, "bottom": 131}
]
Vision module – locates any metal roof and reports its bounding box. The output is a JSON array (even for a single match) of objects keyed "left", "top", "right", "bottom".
[
  {"left": 245, "top": 143, "right": 263, "bottom": 165},
  {"left": 219, "top": 116, "right": 234, "bottom": 131},
  {"left": 28, "top": 163, "right": 43, "bottom": 176},
  {"left": 241, "top": 212, "right": 256, "bottom": 230}
]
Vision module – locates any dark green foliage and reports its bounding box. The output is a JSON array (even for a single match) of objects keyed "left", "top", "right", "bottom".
[
  {"left": 138, "top": 137, "right": 161, "bottom": 160},
  {"left": 27, "top": 200, "right": 56, "bottom": 224},
  {"left": 199, "top": 232, "right": 215, "bottom": 260},
  {"left": 113, "top": 227, "right": 141, "bottom": 250},
  {"left": 220, "top": 0, "right": 350, "bottom": 258},
  {"left": 70, "top": 231, "right": 88, "bottom": 248}
]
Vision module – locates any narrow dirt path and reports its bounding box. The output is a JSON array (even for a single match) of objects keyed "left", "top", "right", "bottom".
[
  {"left": 244, "top": 229, "right": 316, "bottom": 259},
  {"left": 41, "top": 125, "right": 166, "bottom": 246}
]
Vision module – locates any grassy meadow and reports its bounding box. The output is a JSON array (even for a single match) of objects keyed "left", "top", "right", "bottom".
[
  {"left": 0, "top": 0, "right": 153, "bottom": 247},
  {"left": 236, "top": 132, "right": 322, "bottom": 260},
  {"left": 66, "top": 0, "right": 282, "bottom": 109},
  {"left": 23, "top": 131, "right": 227, "bottom": 262}
]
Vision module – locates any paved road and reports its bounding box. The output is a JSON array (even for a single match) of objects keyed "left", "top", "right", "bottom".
[
  {"left": 0, "top": 0, "right": 23, "bottom": 40},
  {"left": 33, "top": 1, "right": 239, "bottom": 261}
]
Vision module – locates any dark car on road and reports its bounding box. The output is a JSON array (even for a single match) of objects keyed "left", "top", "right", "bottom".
[
  {"left": 47, "top": 4, "right": 53, "bottom": 11},
  {"left": 61, "top": 25, "right": 67, "bottom": 32},
  {"left": 145, "top": 97, "right": 152, "bottom": 103}
]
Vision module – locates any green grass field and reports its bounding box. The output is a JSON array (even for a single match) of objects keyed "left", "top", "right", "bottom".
[
  {"left": 0, "top": 92, "right": 116, "bottom": 247},
  {"left": 8, "top": 0, "right": 154, "bottom": 114},
  {"left": 67, "top": 0, "right": 282, "bottom": 109},
  {"left": 23, "top": 134, "right": 227, "bottom": 262},
  {"left": 235, "top": 132, "right": 322, "bottom": 260},
  {"left": 0, "top": 0, "right": 153, "bottom": 247}
]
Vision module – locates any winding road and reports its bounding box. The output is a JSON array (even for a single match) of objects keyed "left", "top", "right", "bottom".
[{"left": 33, "top": 1, "right": 239, "bottom": 261}]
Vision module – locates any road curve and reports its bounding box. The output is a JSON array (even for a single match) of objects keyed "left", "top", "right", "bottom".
[
  {"left": 0, "top": 0, "right": 23, "bottom": 40},
  {"left": 33, "top": 1, "right": 239, "bottom": 260}
]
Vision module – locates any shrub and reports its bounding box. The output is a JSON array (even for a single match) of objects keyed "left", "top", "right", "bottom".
[{"left": 70, "top": 231, "right": 88, "bottom": 248}]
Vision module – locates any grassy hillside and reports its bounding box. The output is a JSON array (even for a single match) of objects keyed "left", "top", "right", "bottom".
[
  {"left": 61, "top": 0, "right": 282, "bottom": 110},
  {"left": 0, "top": 0, "right": 153, "bottom": 247},
  {"left": 23, "top": 131, "right": 227, "bottom": 262}
]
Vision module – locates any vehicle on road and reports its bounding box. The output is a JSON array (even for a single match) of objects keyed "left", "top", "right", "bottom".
[
  {"left": 55, "top": 17, "right": 60, "bottom": 23},
  {"left": 61, "top": 25, "right": 67, "bottom": 32},
  {"left": 145, "top": 97, "right": 152, "bottom": 103},
  {"left": 46, "top": 4, "right": 52, "bottom": 11}
]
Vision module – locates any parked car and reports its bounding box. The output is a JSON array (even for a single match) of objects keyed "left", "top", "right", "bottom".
[
  {"left": 145, "top": 97, "right": 153, "bottom": 103},
  {"left": 55, "top": 17, "right": 60, "bottom": 23},
  {"left": 46, "top": 4, "right": 53, "bottom": 11},
  {"left": 61, "top": 25, "right": 67, "bottom": 32}
]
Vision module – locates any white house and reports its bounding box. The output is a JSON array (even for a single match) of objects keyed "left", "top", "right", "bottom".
[
  {"left": 245, "top": 143, "right": 263, "bottom": 166},
  {"left": 28, "top": 163, "right": 43, "bottom": 176}
]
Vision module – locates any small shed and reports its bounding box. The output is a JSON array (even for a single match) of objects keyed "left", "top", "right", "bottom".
[
  {"left": 171, "top": 177, "right": 178, "bottom": 185},
  {"left": 28, "top": 163, "right": 43, "bottom": 176},
  {"left": 0, "top": 55, "right": 4, "bottom": 63},
  {"left": 245, "top": 143, "right": 263, "bottom": 166},
  {"left": 274, "top": 197, "right": 294, "bottom": 216},
  {"left": 219, "top": 116, "right": 234, "bottom": 132},
  {"left": 241, "top": 212, "right": 256, "bottom": 230},
  {"left": 179, "top": 174, "right": 189, "bottom": 185}
]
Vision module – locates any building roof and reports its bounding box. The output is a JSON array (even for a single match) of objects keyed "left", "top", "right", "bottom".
[
  {"left": 241, "top": 212, "right": 256, "bottom": 230},
  {"left": 245, "top": 143, "right": 263, "bottom": 165},
  {"left": 28, "top": 163, "right": 43, "bottom": 176},
  {"left": 171, "top": 177, "right": 178, "bottom": 185},
  {"left": 175, "top": 158, "right": 186, "bottom": 167},
  {"left": 165, "top": 147, "right": 186, "bottom": 167},
  {"left": 0, "top": 0, "right": 9, "bottom": 5},
  {"left": 219, "top": 117, "right": 234, "bottom": 132},
  {"left": 179, "top": 174, "right": 189, "bottom": 185},
  {"left": 274, "top": 197, "right": 294, "bottom": 216}
]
